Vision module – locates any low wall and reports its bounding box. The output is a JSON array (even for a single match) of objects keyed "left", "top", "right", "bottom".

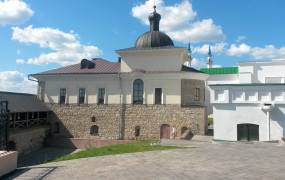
[
  {"left": 45, "top": 137, "right": 132, "bottom": 149},
  {"left": 48, "top": 104, "right": 207, "bottom": 140},
  {"left": 9, "top": 126, "right": 49, "bottom": 156},
  {"left": 0, "top": 151, "right": 17, "bottom": 177}
]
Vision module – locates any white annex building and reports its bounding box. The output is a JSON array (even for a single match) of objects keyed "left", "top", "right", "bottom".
[{"left": 207, "top": 60, "right": 285, "bottom": 141}]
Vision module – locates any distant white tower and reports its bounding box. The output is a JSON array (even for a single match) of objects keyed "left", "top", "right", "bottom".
[
  {"left": 207, "top": 45, "right": 213, "bottom": 68},
  {"left": 187, "top": 42, "right": 192, "bottom": 67}
]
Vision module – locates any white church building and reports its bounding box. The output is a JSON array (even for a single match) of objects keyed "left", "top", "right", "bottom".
[
  {"left": 30, "top": 6, "right": 208, "bottom": 140},
  {"left": 206, "top": 60, "right": 285, "bottom": 141}
]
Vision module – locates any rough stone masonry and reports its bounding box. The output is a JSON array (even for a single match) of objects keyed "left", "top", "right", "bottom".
[{"left": 48, "top": 104, "right": 207, "bottom": 140}]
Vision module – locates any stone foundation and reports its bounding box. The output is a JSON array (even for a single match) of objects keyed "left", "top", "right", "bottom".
[{"left": 48, "top": 104, "right": 206, "bottom": 140}]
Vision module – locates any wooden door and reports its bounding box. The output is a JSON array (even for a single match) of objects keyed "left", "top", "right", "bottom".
[{"left": 160, "top": 124, "right": 170, "bottom": 139}]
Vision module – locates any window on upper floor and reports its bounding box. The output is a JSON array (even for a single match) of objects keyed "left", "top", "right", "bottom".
[
  {"left": 59, "top": 88, "right": 66, "bottom": 104},
  {"left": 215, "top": 90, "right": 225, "bottom": 101},
  {"left": 133, "top": 79, "right": 144, "bottom": 104},
  {"left": 272, "top": 91, "right": 284, "bottom": 102},
  {"left": 259, "top": 91, "right": 270, "bottom": 102},
  {"left": 98, "top": 88, "right": 105, "bottom": 104},
  {"left": 245, "top": 91, "right": 257, "bottom": 102},
  {"left": 233, "top": 91, "right": 244, "bottom": 102},
  {"left": 194, "top": 88, "right": 200, "bottom": 101},
  {"left": 155, "top": 88, "right": 162, "bottom": 104},
  {"left": 79, "top": 88, "right": 86, "bottom": 104}
]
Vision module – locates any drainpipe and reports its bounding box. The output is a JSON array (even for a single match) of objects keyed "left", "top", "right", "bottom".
[
  {"left": 267, "top": 111, "right": 270, "bottom": 141},
  {"left": 118, "top": 72, "right": 124, "bottom": 140},
  {"left": 262, "top": 103, "right": 274, "bottom": 141}
]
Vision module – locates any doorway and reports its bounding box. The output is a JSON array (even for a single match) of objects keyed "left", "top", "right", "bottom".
[
  {"left": 237, "top": 124, "right": 259, "bottom": 141},
  {"left": 160, "top": 124, "right": 170, "bottom": 139}
]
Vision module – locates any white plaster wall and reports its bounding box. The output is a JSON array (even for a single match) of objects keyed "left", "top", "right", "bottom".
[
  {"left": 205, "top": 74, "right": 238, "bottom": 114},
  {"left": 42, "top": 75, "right": 120, "bottom": 104},
  {"left": 213, "top": 104, "right": 285, "bottom": 141},
  {"left": 120, "top": 73, "right": 183, "bottom": 104},
  {"left": 210, "top": 85, "right": 285, "bottom": 104},
  {"left": 35, "top": 71, "right": 206, "bottom": 105},
  {"left": 118, "top": 49, "right": 186, "bottom": 72},
  {"left": 207, "top": 74, "right": 239, "bottom": 85},
  {"left": 239, "top": 61, "right": 285, "bottom": 83}
]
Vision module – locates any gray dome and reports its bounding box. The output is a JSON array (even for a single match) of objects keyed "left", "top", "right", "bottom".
[
  {"left": 134, "top": 6, "right": 174, "bottom": 49},
  {"left": 135, "top": 31, "right": 174, "bottom": 49}
]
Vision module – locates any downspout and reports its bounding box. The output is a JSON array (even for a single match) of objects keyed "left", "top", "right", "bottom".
[
  {"left": 267, "top": 111, "right": 271, "bottom": 141},
  {"left": 262, "top": 103, "right": 274, "bottom": 141},
  {"left": 118, "top": 72, "right": 124, "bottom": 140}
]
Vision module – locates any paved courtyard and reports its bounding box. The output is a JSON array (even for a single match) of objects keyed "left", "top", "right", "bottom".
[{"left": 5, "top": 140, "right": 285, "bottom": 180}]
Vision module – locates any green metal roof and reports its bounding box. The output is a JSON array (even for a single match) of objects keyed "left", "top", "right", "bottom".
[
  {"left": 209, "top": 83, "right": 285, "bottom": 87},
  {"left": 200, "top": 67, "right": 238, "bottom": 75}
]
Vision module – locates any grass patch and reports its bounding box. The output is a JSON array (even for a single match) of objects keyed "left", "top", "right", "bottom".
[{"left": 49, "top": 141, "right": 177, "bottom": 162}]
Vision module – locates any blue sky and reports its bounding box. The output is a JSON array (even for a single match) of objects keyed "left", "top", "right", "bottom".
[{"left": 1, "top": 0, "right": 285, "bottom": 93}]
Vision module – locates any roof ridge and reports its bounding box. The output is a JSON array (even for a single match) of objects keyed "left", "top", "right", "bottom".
[{"left": 0, "top": 91, "right": 36, "bottom": 96}]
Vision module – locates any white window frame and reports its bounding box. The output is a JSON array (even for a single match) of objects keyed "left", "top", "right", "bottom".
[
  {"left": 97, "top": 87, "right": 106, "bottom": 105},
  {"left": 78, "top": 88, "right": 87, "bottom": 105},
  {"left": 59, "top": 88, "right": 67, "bottom": 104},
  {"left": 154, "top": 88, "right": 163, "bottom": 105}
]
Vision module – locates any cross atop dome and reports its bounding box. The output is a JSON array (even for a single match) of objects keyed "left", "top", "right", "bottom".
[{"left": 148, "top": 5, "right": 161, "bottom": 31}]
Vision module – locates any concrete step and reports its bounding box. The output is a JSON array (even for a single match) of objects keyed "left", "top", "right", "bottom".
[{"left": 191, "top": 135, "right": 213, "bottom": 142}]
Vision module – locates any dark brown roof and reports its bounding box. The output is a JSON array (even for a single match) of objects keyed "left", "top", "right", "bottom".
[
  {"left": 0, "top": 92, "right": 50, "bottom": 113},
  {"left": 35, "top": 58, "right": 120, "bottom": 75},
  {"left": 181, "top": 65, "right": 204, "bottom": 73}
]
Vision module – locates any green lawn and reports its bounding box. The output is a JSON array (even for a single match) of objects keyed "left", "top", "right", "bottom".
[{"left": 50, "top": 141, "right": 177, "bottom": 162}]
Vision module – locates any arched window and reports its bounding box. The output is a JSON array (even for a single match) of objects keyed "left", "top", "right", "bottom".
[
  {"left": 133, "top": 79, "right": 144, "bottom": 104},
  {"left": 90, "top": 125, "right": 99, "bottom": 136},
  {"left": 135, "top": 126, "right": 140, "bottom": 137}
]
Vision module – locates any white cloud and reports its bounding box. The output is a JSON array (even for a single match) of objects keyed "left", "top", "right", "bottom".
[
  {"left": 251, "top": 45, "right": 285, "bottom": 59},
  {"left": 236, "top": 35, "right": 246, "bottom": 43},
  {"left": 132, "top": 0, "right": 225, "bottom": 43},
  {"left": 0, "top": 0, "right": 34, "bottom": 26},
  {"left": 16, "top": 59, "right": 25, "bottom": 64},
  {"left": 12, "top": 26, "right": 102, "bottom": 66},
  {"left": 193, "top": 42, "right": 227, "bottom": 55},
  {"left": 227, "top": 43, "right": 251, "bottom": 56},
  {"left": 167, "top": 19, "right": 225, "bottom": 43},
  {"left": 191, "top": 58, "right": 221, "bottom": 69},
  {"left": 0, "top": 71, "right": 37, "bottom": 94},
  {"left": 227, "top": 43, "right": 285, "bottom": 59}
]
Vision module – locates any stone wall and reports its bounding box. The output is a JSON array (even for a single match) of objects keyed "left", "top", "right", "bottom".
[
  {"left": 123, "top": 105, "right": 206, "bottom": 139},
  {"left": 9, "top": 126, "right": 49, "bottom": 155},
  {"left": 48, "top": 104, "right": 206, "bottom": 140},
  {"left": 181, "top": 79, "right": 205, "bottom": 106},
  {"left": 49, "top": 104, "right": 121, "bottom": 139}
]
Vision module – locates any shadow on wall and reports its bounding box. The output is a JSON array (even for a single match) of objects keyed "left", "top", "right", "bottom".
[
  {"left": 270, "top": 105, "right": 285, "bottom": 139},
  {"left": 45, "top": 111, "right": 77, "bottom": 149}
]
